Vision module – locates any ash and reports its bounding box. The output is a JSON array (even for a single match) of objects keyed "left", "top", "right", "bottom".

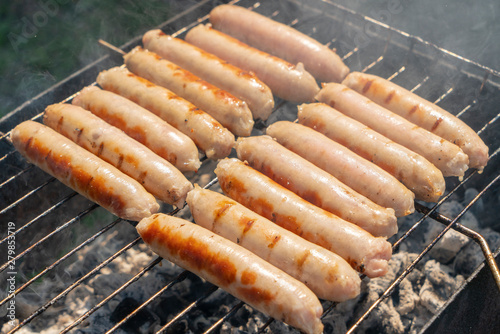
[{"left": 2, "top": 188, "right": 499, "bottom": 334}]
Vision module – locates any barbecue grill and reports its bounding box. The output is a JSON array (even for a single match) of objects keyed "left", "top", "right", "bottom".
[{"left": 1, "top": 0, "right": 499, "bottom": 333}]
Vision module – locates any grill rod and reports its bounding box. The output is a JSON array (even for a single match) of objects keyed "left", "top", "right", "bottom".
[
  {"left": 0, "top": 217, "right": 121, "bottom": 308},
  {"left": 7, "top": 237, "right": 142, "bottom": 334},
  {"left": 58, "top": 176, "right": 220, "bottom": 333},
  {"left": 346, "top": 171, "right": 500, "bottom": 334},
  {"left": 414, "top": 201, "right": 500, "bottom": 290}
]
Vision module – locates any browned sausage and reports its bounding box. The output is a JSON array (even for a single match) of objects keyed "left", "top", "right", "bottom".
[
  {"left": 185, "top": 24, "right": 320, "bottom": 103},
  {"left": 186, "top": 185, "right": 361, "bottom": 301},
  {"left": 137, "top": 213, "right": 324, "bottom": 334},
  {"left": 298, "top": 103, "right": 446, "bottom": 202},
  {"left": 215, "top": 158, "right": 393, "bottom": 278},
  {"left": 123, "top": 46, "right": 254, "bottom": 137},
  {"left": 236, "top": 135, "right": 398, "bottom": 237},
  {"left": 96, "top": 67, "right": 234, "bottom": 160},
  {"left": 43, "top": 103, "right": 193, "bottom": 207},
  {"left": 72, "top": 86, "right": 201, "bottom": 172},
  {"left": 11, "top": 121, "right": 159, "bottom": 221},
  {"left": 210, "top": 4, "right": 350, "bottom": 83},
  {"left": 266, "top": 121, "right": 415, "bottom": 216},
  {"left": 142, "top": 29, "right": 274, "bottom": 120},
  {"left": 316, "top": 82, "right": 469, "bottom": 177},
  {"left": 343, "top": 72, "right": 489, "bottom": 171}
]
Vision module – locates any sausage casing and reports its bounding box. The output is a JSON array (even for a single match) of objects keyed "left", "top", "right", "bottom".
[
  {"left": 11, "top": 121, "right": 159, "bottom": 221},
  {"left": 236, "top": 135, "right": 398, "bottom": 237},
  {"left": 186, "top": 185, "right": 361, "bottom": 301},
  {"left": 185, "top": 24, "right": 320, "bottom": 103},
  {"left": 123, "top": 46, "right": 254, "bottom": 137},
  {"left": 97, "top": 67, "right": 234, "bottom": 160},
  {"left": 298, "top": 103, "right": 446, "bottom": 202},
  {"left": 43, "top": 103, "right": 193, "bottom": 207},
  {"left": 142, "top": 29, "right": 274, "bottom": 121},
  {"left": 343, "top": 72, "right": 489, "bottom": 171},
  {"left": 210, "top": 4, "right": 350, "bottom": 83},
  {"left": 266, "top": 121, "right": 415, "bottom": 216},
  {"left": 215, "top": 158, "right": 392, "bottom": 278},
  {"left": 72, "top": 86, "right": 201, "bottom": 172},
  {"left": 137, "top": 213, "right": 324, "bottom": 334},
  {"left": 316, "top": 83, "right": 469, "bottom": 177}
]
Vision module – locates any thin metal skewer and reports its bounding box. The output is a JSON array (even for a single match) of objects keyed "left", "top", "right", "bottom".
[{"left": 98, "top": 39, "right": 126, "bottom": 55}]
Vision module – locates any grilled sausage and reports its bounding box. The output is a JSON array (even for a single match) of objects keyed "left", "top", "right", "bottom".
[
  {"left": 209, "top": 4, "right": 350, "bottom": 83},
  {"left": 298, "top": 103, "right": 446, "bottom": 202},
  {"left": 142, "top": 29, "right": 274, "bottom": 121},
  {"left": 215, "top": 158, "right": 392, "bottom": 278},
  {"left": 185, "top": 24, "right": 320, "bottom": 103},
  {"left": 316, "top": 83, "right": 469, "bottom": 177},
  {"left": 11, "top": 121, "right": 159, "bottom": 221},
  {"left": 187, "top": 185, "right": 361, "bottom": 301},
  {"left": 266, "top": 121, "right": 415, "bottom": 216},
  {"left": 123, "top": 46, "right": 254, "bottom": 137},
  {"left": 43, "top": 103, "right": 193, "bottom": 207},
  {"left": 97, "top": 67, "right": 234, "bottom": 160},
  {"left": 72, "top": 86, "right": 201, "bottom": 172},
  {"left": 236, "top": 135, "right": 398, "bottom": 237},
  {"left": 136, "top": 213, "right": 324, "bottom": 334},
  {"left": 342, "top": 72, "right": 489, "bottom": 171}
]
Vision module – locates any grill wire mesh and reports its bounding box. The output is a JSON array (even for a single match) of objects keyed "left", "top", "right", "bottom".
[{"left": 1, "top": 0, "right": 500, "bottom": 333}]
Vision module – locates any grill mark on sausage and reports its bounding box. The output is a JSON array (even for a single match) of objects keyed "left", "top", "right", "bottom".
[
  {"left": 271, "top": 213, "right": 303, "bottom": 236},
  {"left": 75, "top": 127, "right": 83, "bottom": 144},
  {"left": 57, "top": 116, "right": 64, "bottom": 132},
  {"left": 300, "top": 190, "right": 323, "bottom": 211},
  {"left": 296, "top": 250, "right": 310, "bottom": 277},
  {"left": 431, "top": 117, "right": 444, "bottom": 132},
  {"left": 117, "top": 154, "right": 124, "bottom": 168},
  {"left": 241, "top": 217, "right": 255, "bottom": 235},
  {"left": 409, "top": 104, "right": 419, "bottom": 115},
  {"left": 219, "top": 174, "right": 247, "bottom": 195},
  {"left": 138, "top": 171, "right": 147, "bottom": 184},
  {"left": 125, "top": 72, "right": 156, "bottom": 87},
  {"left": 97, "top": 142, "right": 104, "bottom": 156},
  {"left": 215, "top": 201, "right": 235, "bottom": 220},
  {"left": 384, "top": 90, "right": 395, "bottom": 104},
  {"left": 141, "top": 218, "right": 238, "bottom": 285},
  {"left": 362, "top": 79, "right": 374, "bottom": 93},
  {"left": 24, "top": 136, "right": 33, "bottom": 152},
  {"left": 241, "top": 269, "right": 257, "bottom": 285},
  {"left": 219, "top": 175, "right": 278, "bottom": 227},
  {"left": 237, "top": 286, "right": 275, "bottom": 305},
  {"left": 267, "top": 234, "right": 281, "bottom": 249}
]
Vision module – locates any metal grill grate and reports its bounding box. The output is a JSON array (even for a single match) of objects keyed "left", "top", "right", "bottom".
[{"left": 1, "top": 0, "right": 499, "bottom": 333}]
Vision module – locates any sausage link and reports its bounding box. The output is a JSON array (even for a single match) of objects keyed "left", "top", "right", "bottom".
[
  {"left": 123, "top": 46, "right": 254, "bottom": 137},
  {"left": 72, "top": 86, "right": 201, "bottom": 172},
  {"left": 343, "top": 72, "right": 489, "bottom": 171},
  {"left": 266, "top": 121, "right": 415, "bottom": 216},
  {"left": 298, "top": 103, "right": 446, "bottom": 202},
  {"left": 97, "top": 67, "right": 234, "bottom": 160},
  {"left": 316, "top": 83, "right": 469, "bottom": 177},
  {"left": 210, "top": 4, "right": 350, "bottom": 83},
  {"left": 43, "top": 103, "right": 192, "bottom": 207},
  {"left": 11, "top": 121, "right": 159, "bottom": 221},
  {"left": 137, "top": 213, "right": 324, "bottom": 334},
  {"left": 186, "top": 185, "right": 361, "bottom": 301},
  {"left": 143, "top": 29, "right": 274, "bottom": 121},
  {"left": 185, "top": 24, "right": 319, "bottom": 103},
  {"left": 236, "top": 135, "right": 398, "bottom": 237},
  {"left": 215, "top": 158, "right": 392, "bottom": 278}
]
